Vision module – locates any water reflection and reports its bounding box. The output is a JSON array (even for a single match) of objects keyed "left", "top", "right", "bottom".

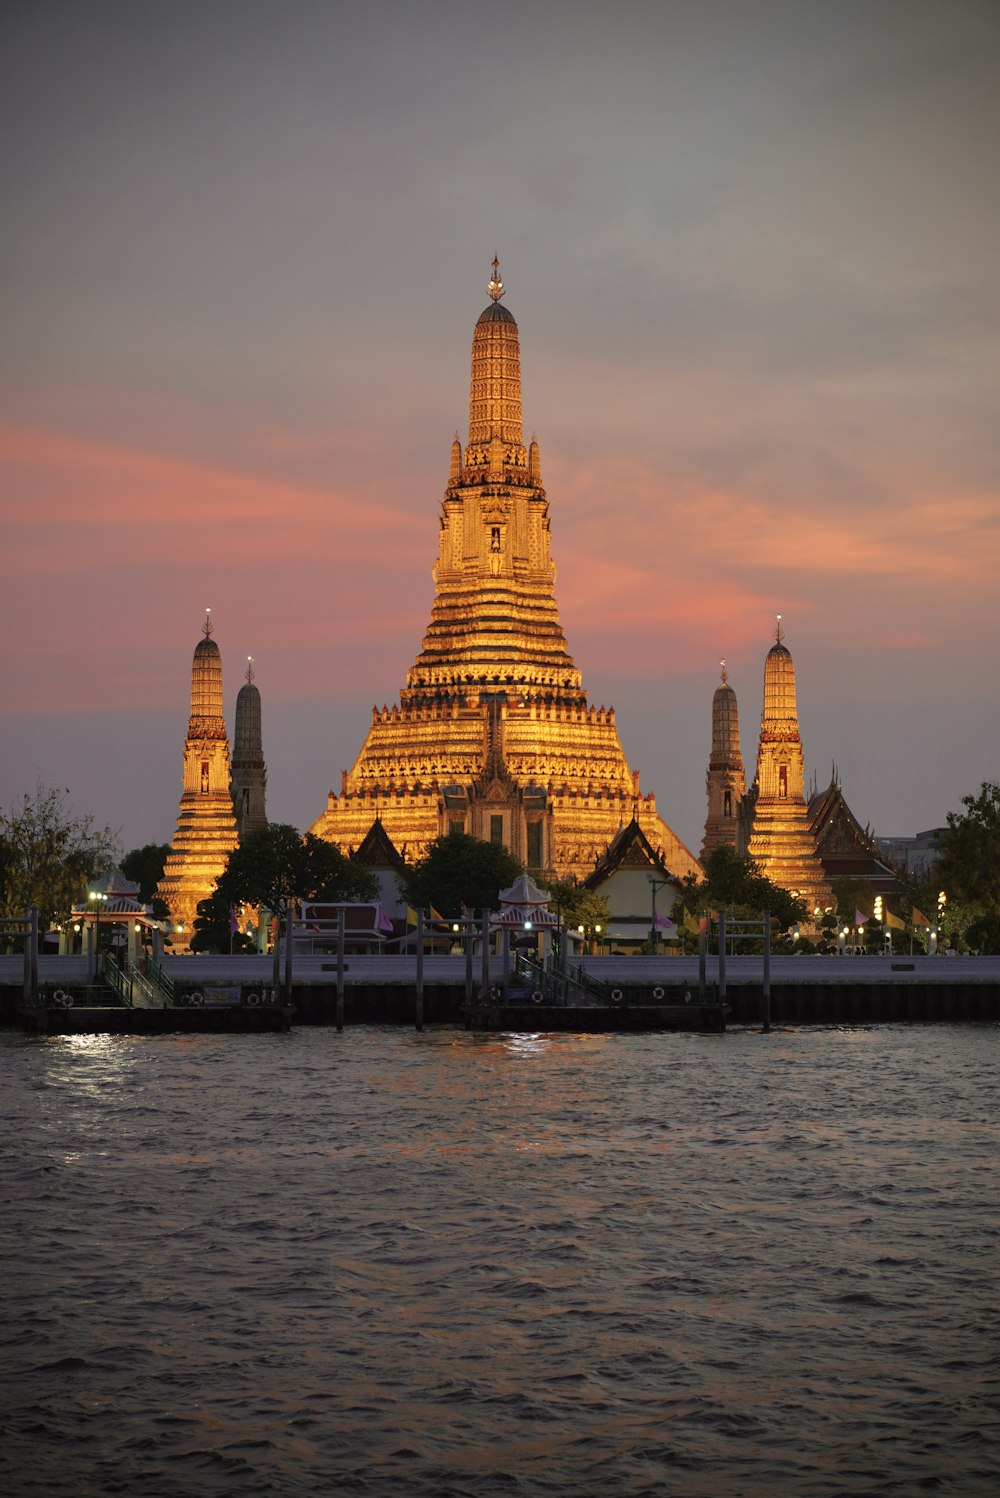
[{"left": 0, "top": 1025, "right": 996, "bottom": 1497}]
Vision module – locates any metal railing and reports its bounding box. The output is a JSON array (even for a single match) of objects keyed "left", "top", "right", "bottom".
[
  {"left": 103, "top": 959, "right": 134, "bottom": 1006},
  {"left": 546, "top": 953, "right": 616, "bottom": 1005},
  {"left": 145, "top": 960, "right": 175, "bottom": 1004}
]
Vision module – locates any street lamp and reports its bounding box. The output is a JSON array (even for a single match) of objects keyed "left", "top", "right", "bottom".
[
  {"left": 647, "top": 874, "right": 669, "bottom": 954},
  {"left": 89, "top": 889, "right": 107, "bottom": 969}
]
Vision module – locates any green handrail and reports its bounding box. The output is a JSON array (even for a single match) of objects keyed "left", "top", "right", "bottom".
[
  {"left": 146, "top": 960, "right": 175, "bottom": 1002},
  {"left": 103, "top": 960, "right": 133, "bottom": 1006}
]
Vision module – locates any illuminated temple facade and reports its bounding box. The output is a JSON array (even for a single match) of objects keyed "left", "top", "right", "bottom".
[
  {"left": 157, "top": 613, "right": 239, "bottom": 941},
  {"left": 741, "top": 621, "right": 830, "bottom": 909},
  {"left": 311, "top": 261, "right": 700, "bottom": 883}
]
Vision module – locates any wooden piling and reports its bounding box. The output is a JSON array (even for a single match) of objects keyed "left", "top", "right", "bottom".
[
  {"left": 336, "top": 907, "right": 345, "bottom": 1031},
  {"left": 415, "top": 910, "right": 424, "bottom": 1030}
]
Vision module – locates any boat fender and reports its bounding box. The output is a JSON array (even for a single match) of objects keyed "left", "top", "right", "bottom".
[{"left": 652, "top": 986, "right": 665, "bottom": 1001}]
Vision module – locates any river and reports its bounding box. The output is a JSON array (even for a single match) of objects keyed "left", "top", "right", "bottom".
[{"left": 1, "top": 1023, "right": 997, "bottom": 1496}]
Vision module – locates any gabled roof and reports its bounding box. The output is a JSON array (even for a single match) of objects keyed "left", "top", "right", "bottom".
[
  {"left": 581, "top": 818, "right": 680, "bottom": 891},
  {"left": 352, "top": 817, "right": 406, "bottom": 871},
  {"left": 808, "top": 779, "right": 906, "bottom": 896}
]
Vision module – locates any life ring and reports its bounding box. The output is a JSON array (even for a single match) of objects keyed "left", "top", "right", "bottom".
[
  {"left": 652, "top": 986, "right": 665, "bottom": 1000},
  {"left": 490, "top": 986, "right": 501, "bottom": 1000},
  {"left": 246, "top": 992, "right": 261, "bottom": 1006},
  {"left": 188, "top": 992, "right": 204, "bottom": 1006},
  {"left": 531, "top": 989, "right": 544, "bottom": 1003},
  {"left": 611, "top": 989, "right": 623, "bottom": 1003}
]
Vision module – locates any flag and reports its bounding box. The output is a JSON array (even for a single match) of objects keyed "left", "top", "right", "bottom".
[
  {"left": 229, "top": 907, "right": 239, "bottom": 935},
  {"left": 885, "top": 909, "right": 906, "bottom": 932},
  {"left": 405, "top": 906, "right": 418, "bottom": 928},
  {"left": 429, "top": 905, "right": 444, "bottom": 924},
  {"left": 683, "top": 908, "right": 700, "bottom": 935},
  {"left": 854, "top": 909, "right": 868, "bottom": 927},
  {"left": 655, "top": 912, "right": 677, "bottom": 934},
  {"left": 910, "top": 906, "right": 930, "bottom": 928}
]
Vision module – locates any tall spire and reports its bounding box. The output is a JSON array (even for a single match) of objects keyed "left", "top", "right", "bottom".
[
  {"left": 232, "top": 656, "right": 268, "bottom": 838},
  {"left": 745, "top": 622, "right": 829, "bottom": 909},
  {"left": 157, "top": 617, "right": 239, "bottom": 948},
  {"left": 701, "top": 660, "right": 745, "bottom": 859},
  {"left": 467, "top": 254, "right": 524, "bottom": 456},
  {"left": 309, "top": 263, "right": 702, "bottom": 885}
]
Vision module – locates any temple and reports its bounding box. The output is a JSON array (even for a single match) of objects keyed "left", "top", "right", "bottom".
[
  {"left": 156, "top": 611, "right": 240, "bottom": 943},
  {"left": 311, "top": 260, "right": 699, "bottom": 883},
  {"left": 701, "top": 660, "right": 746, "bottom": 859},
  {"left": 231, "top": 656, "right": 268, "bottom": 839},
  {"left": 740, "top": 619, "right": 830, "bottom": 909}
]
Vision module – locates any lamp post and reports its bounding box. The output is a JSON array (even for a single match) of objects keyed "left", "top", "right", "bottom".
[
  {"left": 937, "top": 890, "right": 947, "bottom": 953},
  {"left": 89, "top": 889, "right": 107, "bottom": 974},
  {"left": 647, "top": 875, "right": 669, "bottom": 955}
]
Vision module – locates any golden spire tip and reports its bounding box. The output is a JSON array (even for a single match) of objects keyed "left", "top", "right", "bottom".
[{"left": 488, "top": 254, "right": 504, "bottom": 303}]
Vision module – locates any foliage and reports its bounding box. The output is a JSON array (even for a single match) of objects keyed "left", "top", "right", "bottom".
[
  {"left": 191, "top": 893, "right": 256, "bottom": 954},
  {"left": 936, "top": 782, "right": 1000, "bottom": 911},
  {"left": 829, "top": 876, "right": 877, "bottom": 925},
  {"left": 400, "top": 832, "right": 523, "bottom": 919},
  {"left": 215, "top": 824, "right": 378, "bottom": 916},
  {"left": 121, "top": 844, "right": 171, "bottom": 901},
  {"left": 0, "top": 786, "right": 120, "bottom": 938},
  {"left": 538, "top": 878, "right": 609, "bottom": 936},
  {"left": 673, "top": 845, "right": 807, "bottom": 935},
  {"left": 121, "top": 842, "right": 171, "bottom": 917}
]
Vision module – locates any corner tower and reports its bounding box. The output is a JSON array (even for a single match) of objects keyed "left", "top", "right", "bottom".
[
  {"left": 744, "top": 619, "right": 830, "bottom": 908},
  {"left": 310, "top": 260, "right": 699, "bottom": 882},
  {"left": 231, "top": 656, "right": 268, "bottom": 838},
  {"left": 156, "top": 612, "right": 239, "bottom": 945},
  {"left": 701, "top": 661, "right": 745, "bottom": 859}
]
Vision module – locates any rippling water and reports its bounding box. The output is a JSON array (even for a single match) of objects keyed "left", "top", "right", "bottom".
[{"left": 1, "top": 1024, "right": 997, "bottom": 1496}]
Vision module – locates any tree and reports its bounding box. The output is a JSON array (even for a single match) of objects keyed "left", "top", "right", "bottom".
[
  {"left": 121, "top": 842, "right": 171, "bottom": 917},
  {"left": 215, "top": 824, "right": 378, "bottom": 919},
  {"left": 936, "top": 782, "right": 1000, "bottom": 911},
  {"left": 400, "top": 832, "right": 523, "bottom": 918},
  {"left": 191, "top": 894, "right": 256, "bottom": 954},
  {"left": 0, "top": 785, "right": 119, "bottom": 940},
  {"left": 121, "top": 843, "right": 171, "bottom": 902},
  {"left": 538, "top": 878, "right": 610, "bottom": 946},
  {"left": 674, "top": 844, "right": 807, "bottom": 936}
]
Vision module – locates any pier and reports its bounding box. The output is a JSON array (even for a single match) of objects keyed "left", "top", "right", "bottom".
[{"left": 2, "top": 952, "right": 998, "bottom": 1033}]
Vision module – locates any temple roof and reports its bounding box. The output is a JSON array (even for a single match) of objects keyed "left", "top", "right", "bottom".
[
  {"left": 352, "top": 817, "right": 407, "bottom": 871},
  {"left": 581, "top": 817, "right": 679, "bottom": 889},
  {"left": 476, "top": 302, "right": 517, "bottom": 326}
]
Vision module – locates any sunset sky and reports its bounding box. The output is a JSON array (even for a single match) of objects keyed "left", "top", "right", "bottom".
[{"left": 2, "top": 0, "right": 998, "bottom": 863}]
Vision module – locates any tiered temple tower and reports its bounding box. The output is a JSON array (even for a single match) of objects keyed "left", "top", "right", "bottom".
[
  {"left": 743, "top": 619, "right": 830, "bottom": 908},
  {"left": 231, "top": 656, "right": 268, "bottom": 839},
  {"left": 157, "top": 612, "right": 239, "bottom": 944},
  {"left": 310, "top": 260, "right": 699, "bottom": 883},
  {"left": 701, "top": 661, "right": 745, "bottom": 859}
]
